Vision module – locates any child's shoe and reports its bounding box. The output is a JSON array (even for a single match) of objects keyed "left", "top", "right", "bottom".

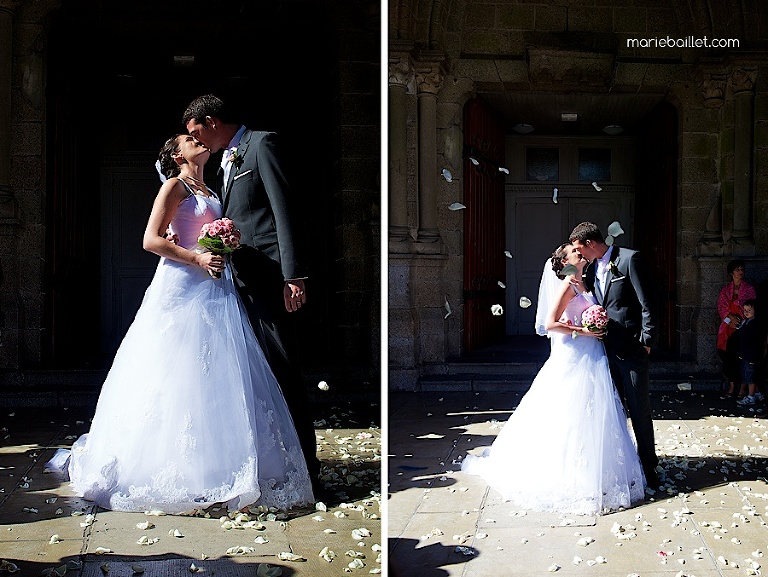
[{"left": 737, "top": 395, "right": 756, "bottom": 406}]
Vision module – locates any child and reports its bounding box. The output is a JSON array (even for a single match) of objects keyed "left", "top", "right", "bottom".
[{"left": 735, "top": 299, "right": 767, "bottom": 407}]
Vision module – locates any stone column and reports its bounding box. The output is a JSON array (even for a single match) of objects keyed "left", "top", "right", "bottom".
[
  {"left": 730, "top": 68, "right": 756, "bottom": 254},
  {"left": 414, "top": 55, "right": 445, "bottom": 252},
  {"left": 388, "top": 49, "right": 413, "bottom": 250},
  {"left": 0, "top": 1, "right": 19, "bottom": 224},
  {"left": 698, "top": 70, "right": 726, "bottom": 252}
]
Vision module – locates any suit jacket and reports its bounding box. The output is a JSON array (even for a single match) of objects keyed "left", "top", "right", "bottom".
[
  {"left": 219, "top": 130, "right": 306, "bottom": 312},
  {"left": 584, "top": 245, "right": 657, "bottom": 357}
]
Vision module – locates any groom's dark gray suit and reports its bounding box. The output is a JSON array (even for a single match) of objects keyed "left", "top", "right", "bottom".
[
  {"left": 218, "top": 129, "right": 320, "bottom": 480},
  {"left": 584, "top": 245, "right": 659, "bottom": 482}
]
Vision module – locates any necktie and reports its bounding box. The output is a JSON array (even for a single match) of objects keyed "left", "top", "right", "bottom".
[{"left": 221, "top": 147, "right": 237, "bottom": 192}]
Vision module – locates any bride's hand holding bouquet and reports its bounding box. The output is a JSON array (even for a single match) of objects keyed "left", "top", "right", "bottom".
[
  {"left": 581, "top": 304, "right": 609, "bottom": 339},
  {"left": 198, "top": 218, "right": 241, "bottom": 278}
]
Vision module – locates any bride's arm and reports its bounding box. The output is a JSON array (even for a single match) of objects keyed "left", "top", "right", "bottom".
[{"left": 142, "top": 179, "right": 223, "bottom": 275}]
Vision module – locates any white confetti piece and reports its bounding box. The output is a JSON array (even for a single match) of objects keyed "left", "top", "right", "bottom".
[
  {"left": 317, "top": 381, "right": 329, "bottom": 391},
  {"left": 491, "top": 304, "right": 503, "bottom": 316},
  {"left": 504, "top": 250, "right": 513, "bottom": 259},
  {"left": 552, "top": 188, "right": 558, "bottom": 203},
  {"left": 519, "top": 296, "right": 531, "bottom": 308},
  {"left": 49, "top": 534, "right": 61, "bottom": 544},
  {"left": 592, "top": 182, "right": 602, "bottom": 191},
  {"left": 448, "top": 202, "right": 466, "bottom": 210}
]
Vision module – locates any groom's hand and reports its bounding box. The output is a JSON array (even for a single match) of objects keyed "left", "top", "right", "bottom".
[{"left": 284, "top": 279, "right": 307, "bottom": 313}]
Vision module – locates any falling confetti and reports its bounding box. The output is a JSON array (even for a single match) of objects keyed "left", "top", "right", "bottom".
[
  {"left": 448, "top": 202, "right": 466, "bottom": 210},
  {"left": 498, "top": 166, "right": 510, "bottom": 174},
  {"left": 504, "top": 251, "right": 513, "bottom": 259},
  {"left": 519, "top": 297, "right": 531, "bottom": 309},
  {"left": 498, "top": 281, "right": 506, "bottom": 289},
  {"left": 441, "top": 169, "right": 453, "bottom": 182},
  {"left": 592, "top": 182, "right": 602, "bottom": 191},
  {"left": 552, "top": 188, "right": 558, "bottom": 203},
  {"left": 444, "top": 296, "right": 452, "bottom": 319},
  {"left": 317, "top": 381, "right": 330, "bottom": 391},
  {"left": 491, "top": 304, "right": 504, "bottom": 316}
]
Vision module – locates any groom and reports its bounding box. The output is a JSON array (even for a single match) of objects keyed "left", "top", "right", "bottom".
[
  {"left": 182, "top": 94, "right": 321, "bottom": 489},
  {"left": 569, "top": 221, "right": 660, "bottom": 488}
]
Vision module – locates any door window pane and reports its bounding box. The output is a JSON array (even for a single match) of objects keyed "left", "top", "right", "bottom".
[
  {"left": 526, "top": 148, "right": 559, "bottom": 181},
  {"left": 578, "top": 148, "right": 611, "bottom": 182}
]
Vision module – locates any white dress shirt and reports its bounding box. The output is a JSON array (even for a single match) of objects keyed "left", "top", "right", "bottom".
[
  {"left": 595, "top": 245, "right": 614, "bottom": 296},
  {"left": 220, "top": 125, "right": 247, "bottom": 192}
]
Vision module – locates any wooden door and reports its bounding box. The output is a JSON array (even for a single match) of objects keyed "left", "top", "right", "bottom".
[
  {"left": 507, "top": 188, "right": 633, "bottom": 335},
  {"left": 462, "top": 98, "right": 506, "bottom": 352},
  {"left": 636, "top": 101, "right": 678, "bottom": 352}
]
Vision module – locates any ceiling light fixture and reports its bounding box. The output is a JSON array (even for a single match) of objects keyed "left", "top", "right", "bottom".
[{"left": 512, "top": 123, "right": 535, "bottom": 134}]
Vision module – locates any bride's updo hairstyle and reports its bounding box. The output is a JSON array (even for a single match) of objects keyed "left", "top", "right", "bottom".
[
  {"left": 157, "top": 135, "right": 184, "bottom": 180},
  {"left": 551, "top": 243, "right": 571, "bottom": 279}
]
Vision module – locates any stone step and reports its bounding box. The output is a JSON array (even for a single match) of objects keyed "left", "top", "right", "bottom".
[{"left": 418, "top": 371, "right": 723, "bottom": 393}]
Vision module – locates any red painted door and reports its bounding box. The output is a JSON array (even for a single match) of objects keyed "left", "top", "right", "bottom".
[
  {"left": 636, "top": 101, "right": 677, "bottom": 352},
  {"left": 463, "top": 98, "right": 506, "bottom": 352}
]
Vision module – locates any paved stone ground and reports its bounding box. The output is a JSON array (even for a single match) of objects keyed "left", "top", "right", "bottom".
[
  {"left": 388, "top": 389, "right": 768, "bottom": 577},
  {"left": 0, "top": 398, "right": 382, "bottom": 577}
]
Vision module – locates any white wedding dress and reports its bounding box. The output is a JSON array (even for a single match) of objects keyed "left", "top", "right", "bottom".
[
  {"left": 461, "top": 287, "right": 645, "bottom": 515},
  {"left": 57, "top": 182, "right": 314, "bottom": 513}
]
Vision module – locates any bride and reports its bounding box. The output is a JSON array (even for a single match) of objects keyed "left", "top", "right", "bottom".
[
  {"left": 461, "top": 243, "right": 646, "bottom": 515},
  {"left": 53, "top": 134, "right": 314, "bottom": 514}
]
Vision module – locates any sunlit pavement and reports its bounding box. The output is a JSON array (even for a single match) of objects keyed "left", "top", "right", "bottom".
[
  {"left": 389, "top": 390, "right": 767, "bottom": 577},
  {"left": 0, "top": 399, "right": 382, "bottom": 577}
]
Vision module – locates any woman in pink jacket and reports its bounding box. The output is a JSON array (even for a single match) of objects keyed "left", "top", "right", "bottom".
[{"left": 717, "top": 259, "right": 757, "bottom": 398}]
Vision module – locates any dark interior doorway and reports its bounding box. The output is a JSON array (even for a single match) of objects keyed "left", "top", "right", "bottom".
[{"left": 44, "top": 2, "right": 338, "bottom": 369}]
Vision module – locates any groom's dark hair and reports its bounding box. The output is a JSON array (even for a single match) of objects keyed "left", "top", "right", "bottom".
[
  {"left": 569, "top": 221, "right": 604, "bottom": 244},
  {"left": 182, "top": 94, "right": 238, "bottom": 126}
]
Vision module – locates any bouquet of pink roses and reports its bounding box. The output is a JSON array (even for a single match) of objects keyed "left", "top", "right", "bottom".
[
  {"left": 581, "top": 304, "right": 608, "bottom": 333},
  {"left": 198, "top": 218, "right": 241, "bottom": 278}
]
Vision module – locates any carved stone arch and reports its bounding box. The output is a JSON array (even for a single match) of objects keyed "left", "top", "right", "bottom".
[{"left": 390, "top": 0, "right": 467, "bottom": 55}]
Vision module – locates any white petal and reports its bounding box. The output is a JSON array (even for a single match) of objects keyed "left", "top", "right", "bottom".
[
  {"left": 277, "top": 552, "right": 305, "bottom": 562},
  {"left": 607, "top": 221, "right": 624, "bottom": 236}
]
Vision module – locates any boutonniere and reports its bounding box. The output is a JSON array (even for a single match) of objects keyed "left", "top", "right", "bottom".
[
  {"left": 609, "top": 261, "right": 620, "bottom": 276},
  {"left": 229, "top": 148, "right": 244, "bottom": 170}
]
